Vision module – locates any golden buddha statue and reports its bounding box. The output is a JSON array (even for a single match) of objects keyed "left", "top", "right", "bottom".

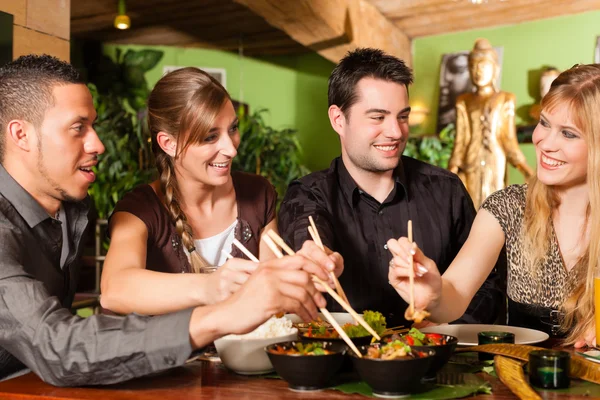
[
  {"left": 529, "top": 67, "right": 561, "bottom": 122},
  {"left": 448, "top": 38, "right": 533, "bottom": 208}
]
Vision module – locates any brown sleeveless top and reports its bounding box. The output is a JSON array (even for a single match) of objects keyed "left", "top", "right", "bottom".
[{"left": 110, "top": 171, "right": 277, "bottom": 273}]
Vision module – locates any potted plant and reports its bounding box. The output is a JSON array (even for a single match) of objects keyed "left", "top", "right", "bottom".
[
  {"left": 87, "top": 48, "right": 163, "bottom": 222},
  {"left": 233, "top": 108, "right": 310, "bottom": 206},
  {"left": 403, "top": 124, "right": 456, "bottom": 169}
]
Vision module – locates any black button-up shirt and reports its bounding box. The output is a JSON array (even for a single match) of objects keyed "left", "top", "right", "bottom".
[
  {"left": 279, "top": 156, "right": 504, "bottom": 328},
  {"left": 0, "top": 164, "right": 193, "bottom": 386}
]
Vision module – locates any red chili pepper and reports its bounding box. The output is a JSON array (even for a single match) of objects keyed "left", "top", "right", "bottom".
[
  {"left": 425, "top": 333, "right": 444, "bottom": 345},
  {"left": 307, "top": 326, "right": 313, "bottom": 337},
  {"left": 405, "top": 335, "right": 414, "bottom": 346}
]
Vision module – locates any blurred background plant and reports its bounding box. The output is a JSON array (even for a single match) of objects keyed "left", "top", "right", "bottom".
[
  {"left": 403, "top": 123, "right": 456, "bottom": 169},
  {"left": 233, "top": 107, "right": 310, "bottom": 206},
  {"left": 86, "top": 48, "right": 162, "bottom": 220}
]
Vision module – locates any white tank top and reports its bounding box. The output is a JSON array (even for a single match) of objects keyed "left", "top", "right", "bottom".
[{"left": 193, "top": 220, "right": 238, "bottom": 267}]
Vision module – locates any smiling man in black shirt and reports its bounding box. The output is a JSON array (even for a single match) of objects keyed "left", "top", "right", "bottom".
[{"left": 278, "top": 48, "right": 504, "bottom": 328}]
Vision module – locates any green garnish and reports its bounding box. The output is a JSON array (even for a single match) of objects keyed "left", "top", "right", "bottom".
[
  {"left": 343, "top": 310, "right": 387, "bottom": 338},
  {"left": 409, "top": 327, "right": 425, "bottom": 341}
]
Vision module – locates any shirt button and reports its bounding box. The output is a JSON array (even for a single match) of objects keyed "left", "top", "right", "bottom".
[
  {"left": 383, "top": 244, "right": 388, "bottom": 250},
  {"left": 378, "top": 210, "right": 383, "bottom": 215},
  {"left": 164, "top": 355, "right": 176, "bottom": 366}
]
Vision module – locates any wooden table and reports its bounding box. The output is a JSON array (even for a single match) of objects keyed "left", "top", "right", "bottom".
[{"left": 0, "top": 358, "right": 593, "bottom": 400}]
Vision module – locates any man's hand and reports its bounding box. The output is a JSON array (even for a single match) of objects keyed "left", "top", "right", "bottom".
[{"left": 296, "top": 240, "right": 344, "bottom": 290}]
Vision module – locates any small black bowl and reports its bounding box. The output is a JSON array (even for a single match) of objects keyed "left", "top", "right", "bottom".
[
  {"left": 404, "top": 334, "right": 458, "bottom": 379},
  {"left": 350, "top": 344, "right": 435, "bottom": 397},
  {"left": 265, "top": 341, "right": 347, "bottom": 391}
]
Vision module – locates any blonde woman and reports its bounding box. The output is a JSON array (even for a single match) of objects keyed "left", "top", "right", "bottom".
[
  {"left": 101, "top": 67, "right": 342, "bottom": 315},
  {"left": 388, "top": 64, "right": 599, "bottom": 347}
]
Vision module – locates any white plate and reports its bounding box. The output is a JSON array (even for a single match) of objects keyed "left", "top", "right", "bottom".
[{"left": 420, "top": 324, "right": 549, "bottom": 346}]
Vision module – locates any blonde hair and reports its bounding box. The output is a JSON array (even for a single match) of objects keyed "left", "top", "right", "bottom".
[
  {"left": 522, "top": 64, "right": 600, "bottom": 344},
  {"left": 147, "top": 67, "right": 230, "bottom": 273}
]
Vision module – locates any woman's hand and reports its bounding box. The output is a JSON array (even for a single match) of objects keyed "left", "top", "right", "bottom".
[
  {"left": 206, "top": 258, "right": 258, "bottom": 304},
  {"left": 386, "top": 237, "right": 442, "bottom": 312},
  {"left": 219, "top": 255, "right": 327, "bottom": 334},
  {"left": 574, "top": 326, "right": 597, "bottom": 349}
]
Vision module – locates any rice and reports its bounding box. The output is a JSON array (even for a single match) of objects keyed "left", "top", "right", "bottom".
[{"left": 224, "top": 316, "right": 297, "bottom": 340}]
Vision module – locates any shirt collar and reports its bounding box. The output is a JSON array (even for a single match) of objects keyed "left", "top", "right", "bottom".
[
  {"left": 335, "top": 157, "right": 408, "bottom": 208},
  {"left": 0, "top": 163, "right": 53, "bottom": 228}
]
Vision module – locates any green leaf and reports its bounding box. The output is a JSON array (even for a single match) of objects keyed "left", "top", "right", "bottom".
[
  {"left": 334, "top": 373, "right": 492, "bottom": 399},
  {"left": 122, "top": 49, "right": 163, "bottom": 72},
  {"left": 409, "top": 327, "right": 426, "bottom": 341}
]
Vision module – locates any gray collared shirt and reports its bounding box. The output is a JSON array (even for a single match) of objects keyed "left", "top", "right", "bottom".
[{"left": 0, "top": 164, "right": 193, "bottom": 386}]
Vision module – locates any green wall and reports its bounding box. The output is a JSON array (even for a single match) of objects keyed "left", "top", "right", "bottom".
[
  {"left": 105, "top": 11, "right": 600, "bottom": 181},
  {"left": 411, "top": 11, "right": 600, "bottom": 184},
  {"left": 104, "top": 44, "right": 337, "bottom": 172}
]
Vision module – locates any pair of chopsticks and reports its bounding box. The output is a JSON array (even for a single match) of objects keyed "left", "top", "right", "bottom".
[
  {"left": 260, "top": 230, "right": 363, "bottom": 358},
  {"left": 226, "top": 226, "right": 379, "bottom": 357},
  {"left": 307, "top": 216, "right": 349, "bottom": 305},
  {"left": 403, "top": 220, "right": 430, "bottom": 323},
  {"left": 263, "top": 229, "right": 380, "bottom": 339}
]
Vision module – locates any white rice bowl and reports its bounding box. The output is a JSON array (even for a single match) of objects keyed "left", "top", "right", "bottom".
[{"left": 214, "top": 317, "right": 298, "bottom": 375}]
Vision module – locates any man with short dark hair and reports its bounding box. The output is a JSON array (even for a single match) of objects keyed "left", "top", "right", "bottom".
[
  {"left": 0, "top": 54, "right": 329, "bottom": 386},
  {"left": 279, "top": 48, "right": 504, "bottom": 328}
]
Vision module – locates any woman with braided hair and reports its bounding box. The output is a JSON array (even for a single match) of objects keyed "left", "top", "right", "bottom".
[{"left": 101, "top": 67, "right": 343, "bottom": 315}]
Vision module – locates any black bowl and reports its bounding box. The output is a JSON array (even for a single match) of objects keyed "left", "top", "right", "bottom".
[
  {"left": 381, "top": 333, "right": 459, "bottom": 379},
  {"left": 265, "top": 341, "right": 347, "bottom": 391},
  {"left": 411, "top": 334, "right": 458, "bottom": 379},
  {"left": 350, "top": 344, "right": 435, "bottom": 397}
]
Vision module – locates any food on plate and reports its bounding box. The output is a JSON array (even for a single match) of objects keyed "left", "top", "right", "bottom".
[
  {"left": 268, "top": 342, "right": 334, "bottom": 356},
  {"left": 304, "top": 310, "right": 386, "bottom": 339},
  {"left": 222, "top": 316, "right": 297, "bottom": 340},
  {"left": 364, "top": 340, "right": 427, "bottom": 360},
  {"left": 385, "top": 328, "right": 448, "bottom": 346}
]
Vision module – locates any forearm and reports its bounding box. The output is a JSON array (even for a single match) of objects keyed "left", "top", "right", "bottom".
[
  {"left": 427, "top": 278, "right": 472, "bottom": 323},
  {"left": 0, "top": 279, "right": 194, "bottom": 387},
  {"left": 101, "top": 268, "right": 211, "bottom": 315}
]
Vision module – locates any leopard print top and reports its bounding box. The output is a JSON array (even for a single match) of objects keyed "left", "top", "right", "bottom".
[{"left": 481, "top": 184, "right": 579, "bottom": 309}]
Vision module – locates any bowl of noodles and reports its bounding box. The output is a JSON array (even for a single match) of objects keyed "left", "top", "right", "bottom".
[{"left": 214, "top": 316, "right": 298, "bottom": 375}]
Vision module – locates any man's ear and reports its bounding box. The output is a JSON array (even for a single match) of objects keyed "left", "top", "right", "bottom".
[
  {"left": 328, "top": 105, "right": 346, "bottom": 139},
  {"left": 156, "top": 131, "right": 177, "bottom": 157},
  {"left": 6, "top": 120, "right": 33, "bottom": 152}
]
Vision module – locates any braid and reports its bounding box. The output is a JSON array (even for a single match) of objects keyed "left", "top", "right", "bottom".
[
  {"left": 147, "top": 67, "right": 230, "bottom": 273},
  {"left": 156, "top": 152, "right": 209, "bottom": 273}
]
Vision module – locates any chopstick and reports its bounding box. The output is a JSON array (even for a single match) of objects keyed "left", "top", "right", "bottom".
[
  {"left": 263, "top": 230, "right": 381, "bottom": 341},
  {"left": 262, "top": 235, "right": 284, "bottom": 258},
  {"left": 307, "top": 217, "right": 350, "bottom": 306},
  {"left": 222, "top": 250, "right": 234, "bottom": 260},
  {"left": 408, "top": 220, "right": 415, "bottom": 315},
  {"left": 232, "top": 238, "right": 259, "bottom": 262},
  {"left": 308, "top": 216, "right": 324, "bottom": 248},
  {"left": 403, "top": 221, "right": 431, "bottom": 323},
  {"left": 260, "top": 234, "right": 362, "bottom": 358}
]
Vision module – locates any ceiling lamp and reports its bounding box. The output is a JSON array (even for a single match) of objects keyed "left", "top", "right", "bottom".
[{"left": 114, "top": 0, "right": 131, "bottom": 30}]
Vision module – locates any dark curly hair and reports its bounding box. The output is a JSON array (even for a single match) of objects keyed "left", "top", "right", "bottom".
[
  {"left": 328, "top": 48, "right": 413, "bottom": 117},
  {"left": 0, "top": 54, "right": 82, "bottom": 162}
]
